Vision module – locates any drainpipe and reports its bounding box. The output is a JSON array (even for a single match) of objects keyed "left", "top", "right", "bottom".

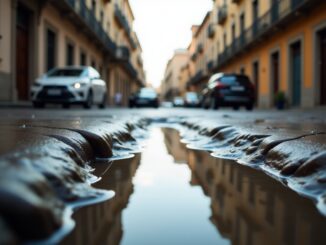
[
  {"left": 11, "top": 0, "right": 18, "bottom": 102},
  {"left": 0, "top": 0, "right": 2, "bottom": 66}
]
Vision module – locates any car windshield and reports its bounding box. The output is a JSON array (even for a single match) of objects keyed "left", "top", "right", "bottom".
[
  {"left": 47, "top": 68, "right": 84, "bottom": 77},
  {"left": 220, "top": 75, "right": 251, "bottom": 85},
  {"left": 139, "top": 89, "right": 157, "bottom": 98}
]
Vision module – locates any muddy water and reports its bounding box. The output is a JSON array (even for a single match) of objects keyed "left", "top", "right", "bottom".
[{"left": 61, "top": 128, "right": 326, "bottom": 245}]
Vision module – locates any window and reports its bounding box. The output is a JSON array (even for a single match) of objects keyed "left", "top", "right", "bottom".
[
  {"left": 91, "top": 60, "right": 96, "bottom": 69},
  {"left": 46, "top": 28, "right": 56, "bottom": 71},
  {"left": 47, "top": 68, "right": 84, "bottom": 77},
  {"left": 92, "top": 0, "right": 96, "bottom": 14},
  {"left": 80, "top": 51, "right": 87, "bottom": 66},
  {"left": 66, "top": 42, "right": 74, "bottom": 66},
  {"left": 100, "top": 11, "right": 104, "bottom": 25}
]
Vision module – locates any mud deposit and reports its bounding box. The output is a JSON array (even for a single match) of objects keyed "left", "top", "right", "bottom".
[{"left": 0, "top": 118, "right": 147, "bottom": 244}]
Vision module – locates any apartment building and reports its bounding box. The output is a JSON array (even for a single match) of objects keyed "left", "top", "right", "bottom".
[
  {"left": 0, "top": 0, "right": 145, "bottom": 106},
  {"left": 187, "top": 12, "right": 215, "bottom": 92},
  {"left": 181, "top": 0, "right": 326, "bottom": 108},
  {"left": 161, "top": 49, "right": 189, "bottom": 100}
]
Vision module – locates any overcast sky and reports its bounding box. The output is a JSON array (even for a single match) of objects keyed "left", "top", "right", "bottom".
[{"left": 129, "top": 0, "right": 212, "bottom": 88}]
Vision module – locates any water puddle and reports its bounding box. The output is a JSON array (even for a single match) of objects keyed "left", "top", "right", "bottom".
[{"left": 61, "top": 128, "right": 326, "bottom": 244}]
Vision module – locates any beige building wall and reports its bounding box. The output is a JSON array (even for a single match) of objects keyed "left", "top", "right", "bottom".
[
  {"left": 0, "top": 0, "right": 145, "bottom": 104},
  {"left": 185, "top": 0, "right": 326, "bottom": 108},
  {"left": 162, "top": 49, "right": 189, "bottom": 100}
]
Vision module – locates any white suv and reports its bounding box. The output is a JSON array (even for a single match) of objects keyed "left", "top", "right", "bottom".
[{"left": 30, "top": 66, "right": 107, "bottom": 109}]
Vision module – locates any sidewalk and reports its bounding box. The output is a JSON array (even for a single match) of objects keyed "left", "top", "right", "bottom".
[{"left": 0, "top": 101, "right": 32, "bottom": 108}]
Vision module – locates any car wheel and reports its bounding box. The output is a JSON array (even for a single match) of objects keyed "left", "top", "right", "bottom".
[
  {"left": 201, "top": 98, "right": 209, "bottom": 110},
  {"left": 98, "top": 94, "right": 107, "bottom": 109},
  {"left": 62, "top": 103, "right": 70, "bottom": 109},
  {"left": 33, "top": 102, "right": 45, "bottom": 108},
  {"left": 83, "top": 91, "right": 93, "bottom": 109},
  {"left": 210, "top": 97, "right": 219, "bottom": 110},
  {"left": 233, "top": 105, "right": 240, "bottom": 111},
  {"left": 246, "top": 104, "right": 254, "bottom": 111}
]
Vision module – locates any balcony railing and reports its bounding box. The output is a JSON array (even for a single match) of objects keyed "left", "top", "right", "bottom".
[
  {"left": 207, "top": 24, "right": 215, "bottom": 38},
  {"left": 191, "top": 53, "right": 197, "bottom": 61},
  {"left": 115, "top": 46, "right": 130, "bottom": 61},
  {"left": 216, "top": 0, "right": 315, "bottom": 69},
  {"left": 114, "top": 4, "right": 131, "bottom": 34},
  {"left": 207, "top": 61, "right": 214, "bottom": 71},
  {"left": 187, "top": 70, "right": 203, "bottom": 86},
  {"left": 63, "top": 0, "right": 116, "bottom": 55},
  {"left": 61, "top": 0, "right": 138, "bottom": 79},
  {"left": 218, "top": 5, "right": 227, "bottom": 25},
  {"left": 197, "top": 44, "right": 204, "bottom": 53}
]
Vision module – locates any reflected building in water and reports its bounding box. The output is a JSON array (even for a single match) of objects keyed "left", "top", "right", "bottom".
[
  {"left": 162, "top": 128, "right": 187, "bottom": 164},
  {"left": 163, "top": 129, "right": 326, "bottom": 245},
  {"left": 62, "top": 155, "right": 141, "bottom": 245}
]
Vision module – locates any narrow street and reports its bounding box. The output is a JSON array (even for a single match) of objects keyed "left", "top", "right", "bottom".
[{"left": 1, "top": 0, "right": 326, "bottom": 244}]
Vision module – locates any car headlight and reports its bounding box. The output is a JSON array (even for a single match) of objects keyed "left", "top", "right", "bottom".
[{"left": 73, "top": 82, "right": 87, "bottom": 89}]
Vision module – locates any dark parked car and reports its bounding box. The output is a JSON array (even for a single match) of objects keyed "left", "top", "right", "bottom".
[
  {"left": 129, "top": 88, "right": 159, "bottom": 108},
  {"left": 201, "top": 74, "right": 255, "bottom": 110}
]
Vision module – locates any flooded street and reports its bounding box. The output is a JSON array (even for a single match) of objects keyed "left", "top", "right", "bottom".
[{"left": 62, "top": 127, "right": 326, "bottom": 245}]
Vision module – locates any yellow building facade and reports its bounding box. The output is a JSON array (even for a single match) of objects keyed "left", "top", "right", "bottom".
[
  {"left": 0, "top": 0, "right": 145, "bottom": 106},
  {"left": 161, "top": 49, "right": 189, "bottom": 100},
  {"left": 184, "top": 0, "right": 326, "bottom": 108}
]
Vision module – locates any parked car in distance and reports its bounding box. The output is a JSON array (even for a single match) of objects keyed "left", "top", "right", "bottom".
[
  {"left": 184, "top": 92, "right": 200, "bottom": 107},
  {"left": 30, "top": 66, "right": 107, "bottom": 109},
  {"left": 173, "top": 97, "right": 185, "bottom": 107},
  {"left": 129, "top": 88, "right": 159, "bottom": 108},
  {"left": 201, "top": 74, "right": 255, "bottom": 110}
]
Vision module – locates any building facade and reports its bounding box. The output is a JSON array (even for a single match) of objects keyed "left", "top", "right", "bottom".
[
  {"left": 0, "top": 0, "right": 145, "bottom": 106},
  {"left": 161, "top": 49, "right": 189, "bottom": 100},
  {"left": 176, "top": 0, "right": 326, "bottom": 108}
]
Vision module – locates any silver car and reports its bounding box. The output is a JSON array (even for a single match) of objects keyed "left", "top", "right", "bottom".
[{"left": 30, "top": 66, "right": 107, "bottom": 109}]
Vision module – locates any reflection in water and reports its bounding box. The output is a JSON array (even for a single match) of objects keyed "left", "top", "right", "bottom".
[
  {"left": 163, "top": 129, "right": 326, "bottom": 245},
  {"left": 61, "top": 155, "right": 141, "bottom": 245},
  {"left": 61, "top": 128, "right": 326, "bottom": 245},
  {"left": 121, "top": 128, "right": 228, "bottom": 245}
]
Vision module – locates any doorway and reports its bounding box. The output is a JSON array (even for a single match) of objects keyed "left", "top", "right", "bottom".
[
  {"left": 16, "top": 3, "right": 31, "bottom": 101},
  {"left": 271, "top": 51, "right": 280, "bottom": 105},
  {"left": 253, "top": 61, "right": 259, "bottom": 106},
  {"left": 290, "top": 41, "right": 302, "bottom": 107},
  {"left": 319, "top": 28, "right": 326, "bottom": 105}
]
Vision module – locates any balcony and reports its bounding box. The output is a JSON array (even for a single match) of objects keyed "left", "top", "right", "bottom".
[
  {"left": 197, "top": 44, "right": 204, "bottom": 54},
  {"left": 216, "top": 0, "right": 318, "bottom": 69},
  {"left": 115, "top": 46, "right": 130, "bottom": 61},
  {"left": 207, "top": 61, "right": 214, "bottom": 71},
  {"left": 207, "top": 24, "right": 215, "bottom": 38},
  {"left": 191, "top": 52, "right": 197, "bottom": 61},
  {"left": 218, "top": 5, "right": 227, "bottom": 25},
  {"left": 130, "top": 37, "right": 137, "bottom": 50},
  {"left": 187, "top": 70, "right": 206, "bottom": 87},
  {"left": 114, "top": 4, "right": 131, "bottom": 34},
  {"left": 53, "top": 0, "right": 116, "bottom": 55}
]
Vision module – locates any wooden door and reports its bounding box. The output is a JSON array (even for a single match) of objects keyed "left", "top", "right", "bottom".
[
  {"left": 16, "top": 5, "right": 30, "bottom": 100},
  {"left": 253, "top": 61, "right": 259, "bottom": 105},
  {"left": 271, "top": 52, "right": 279, "bottom": 97},
  {"left": 320, "top": 29, "right": 326, "bottom": 105},
  {"left": 291, "top": 42, "right": 301, "bottom": 106}
]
